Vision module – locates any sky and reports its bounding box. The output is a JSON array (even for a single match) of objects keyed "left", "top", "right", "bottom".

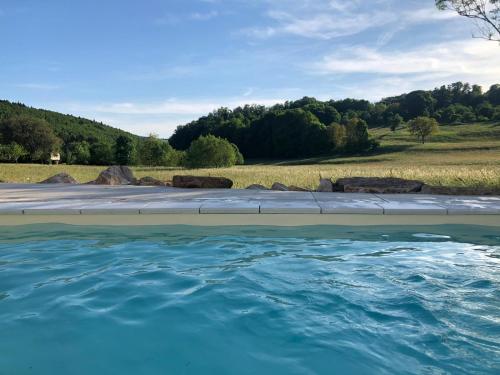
[{"left": 1, "top": 0, "right": 499, "bottom": 137}]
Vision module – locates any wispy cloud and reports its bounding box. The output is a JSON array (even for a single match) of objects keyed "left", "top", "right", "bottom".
[
  {"left": 309, "top": 40, "right": 500, "bottom": 101},
  {"left": 242, "top": 2, "right": 395, "bottom": 40},
  {"left": 15, "top": 83, "right": 61, "bottom": 90},
  {"left": 312, "top": 40, "right": 500, "bottom": 78},
  {"left": 241, "top": 0, "right": 461, "bottom": 41}
]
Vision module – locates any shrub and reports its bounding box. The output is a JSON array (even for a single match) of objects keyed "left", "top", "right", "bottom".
[{"left": 184, "top": 135, "right": 244, "bottom": 168}]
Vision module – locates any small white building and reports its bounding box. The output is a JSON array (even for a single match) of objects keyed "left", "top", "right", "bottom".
[{"left": 50, "top": 152, "right": 61, "bottom": 165}]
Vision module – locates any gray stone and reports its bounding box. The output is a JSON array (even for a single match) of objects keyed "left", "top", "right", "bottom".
[
  {"left": 39, "top": 173, "right": 77, "bottom": 184},
  {"left": 336, "top": 177, "right": 424, "bottom": 194},
  {"left": 246, "top": 184, "right": 268, "bottom": 190},
  {"left": 94, "top": 166, "right": 136, "bottom": 185},
  {"left": 288, "top": 185, "right": 310, "bottom": 192},
  {"left": 421, "top": 185, "right": 500, "bottom": 196},
  {"left": 316, "top": 178, "right": 334, "bottom": 192},
  {"left": 172, "top": 175, "right": 233, "bottom": 189},
  {"left": 136, "top": 176, "right": 169, "bottom": 187},
  {"left": 271, "top": 182, "right": 288, "bottom": 191}
]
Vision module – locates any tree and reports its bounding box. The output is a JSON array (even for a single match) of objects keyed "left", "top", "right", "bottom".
[
  {"left": 115, "top": 135, "right": 135, "bottom": 165},
  {"left": 139, "top": 134, "right": 177, "bottom": 166},
  {"left": 184, "top": 135, "right": 243, "bottom": 168},
  {"left": 90, "top": 141, "right": 114, "bottom": 165},
  {"left": 487, "top": 84, "right": 500, "bottom": 105},
  {"left": 0, "top": 142, "right": 28, "bottom": 163},
  {"left": 401, "top": 91, "right": 436, "bottom": 119},
  {"left": 476, "top": 101, "right": 495, "bottom": 119},
  {"left": 436, "top": 0, "right": 500, "bottom": 42},
  {"left": 387, "top": 113, "right": 404, "bottom": 131},
  {"left": 326, "top": 123, "right": 346, "bottom": 151},
  {"left": 408, "top": 117, "right": 440, "bottom": 144},
  {"left": 0, "top": 116, "right": 61, "bottom": 162},
  {"left": 65, "top": 141, "right": 91, "bottom": 164},
  {"left": 345, "top": 118, "right": 371, "bottom": 152}
]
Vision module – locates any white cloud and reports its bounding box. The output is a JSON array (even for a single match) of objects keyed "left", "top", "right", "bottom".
[
  {"left": 241, "top": 0, "right": 462, "bottom": 41},
  {"left": 312, "top": 40, "right": 500, "bottom": 79},
  {"left": 242, "top": 2, "right": 395, "bottom": 40}
]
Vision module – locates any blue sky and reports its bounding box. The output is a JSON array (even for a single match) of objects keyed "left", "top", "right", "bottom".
[{"left": 1, "top": 0, "right": 499, "bottom": 137}]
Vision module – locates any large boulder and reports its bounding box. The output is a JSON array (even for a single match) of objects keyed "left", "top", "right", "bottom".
[
  {"left": 336, "top": 177, "right": 424, "bottom": 194},
  {"left": 246, "top": 184, "right": 268, "bottom": 190},
  {"left": 39, "top": 173, "right": 77, "bottom": 184},
  {"left": 421, "top": 185, "right": 500, "bottom": 196},
  {"left": 94, "top": 166, "right": 136, "bottom": 185},
  {"left": 316, "top": 178, "right": 334, "bottom": 192},
  {"left": 288, "top": 185, "right": 310, "bottom": 192},
  {"left": 172, "top": 175, "right": 233, "bottom": 189},
  {"left": 271, "top": 182, "right": 289, "bottom": 191},
  {"left": 136, "top": 176, "right": 170, "bottom": 187}
]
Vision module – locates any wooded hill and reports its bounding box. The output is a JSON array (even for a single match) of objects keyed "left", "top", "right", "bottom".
[{"left": 0, "top": 100, "right": 140, "bottom": 146}]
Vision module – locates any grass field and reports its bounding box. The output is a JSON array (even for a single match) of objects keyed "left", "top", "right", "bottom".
[{"left": 1, "top": 122, "right": 499, "bottom": 189}]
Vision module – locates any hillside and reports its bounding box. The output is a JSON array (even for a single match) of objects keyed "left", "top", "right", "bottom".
[{"left": 0, "top": 100, "right": 140, "bottom": 145}]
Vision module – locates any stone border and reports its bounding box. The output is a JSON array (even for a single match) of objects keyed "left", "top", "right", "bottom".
[{"left": 0, "top": 184, "right": 498, "bottom": 226}]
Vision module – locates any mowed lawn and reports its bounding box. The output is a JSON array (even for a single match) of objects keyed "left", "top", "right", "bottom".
[{"left": 1, "top": 122, "right": 499, "bottom": 189}]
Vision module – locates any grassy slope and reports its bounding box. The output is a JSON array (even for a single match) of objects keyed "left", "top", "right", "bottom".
[{"left": 0, "top": 122, "right": 499, "bottom": 189}]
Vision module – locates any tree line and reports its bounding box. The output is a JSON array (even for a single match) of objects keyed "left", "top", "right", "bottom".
[
  {"left": 170, "top": 82, "right": 500, "bottom": 159},
  {"left": 1, "top": 81, "right": 499, "bottom": 167}
]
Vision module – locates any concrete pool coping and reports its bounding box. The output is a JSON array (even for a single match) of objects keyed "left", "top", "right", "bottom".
[{"left": 0, "top": 183, "right": 499, "bottom": 227}]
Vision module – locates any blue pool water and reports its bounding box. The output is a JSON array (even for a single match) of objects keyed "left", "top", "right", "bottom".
[{"left": 0, "top": 225, "right": 499, "bottom": 375}]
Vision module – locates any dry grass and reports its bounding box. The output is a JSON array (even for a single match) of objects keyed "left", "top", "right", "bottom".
[{"left": 1, "top": 123, "right": 499, "bottom": 189}]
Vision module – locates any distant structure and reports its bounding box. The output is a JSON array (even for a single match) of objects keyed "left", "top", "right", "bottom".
[{"left": 50, "top": 152, "right": 61, "bottom": 165}]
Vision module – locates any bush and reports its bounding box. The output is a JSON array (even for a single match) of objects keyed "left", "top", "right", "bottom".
[{"left": 184, "top": 135, "right": 244, "bottom": 168}]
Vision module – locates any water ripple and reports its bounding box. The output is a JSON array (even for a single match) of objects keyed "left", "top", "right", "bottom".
[{"left": 0, "top": 224, "right": 499, "bottom": 375}]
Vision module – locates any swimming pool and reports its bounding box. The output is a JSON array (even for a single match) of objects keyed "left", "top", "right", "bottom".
[{"left": 0, "top": 225, "right": 499, "bottom": 374}]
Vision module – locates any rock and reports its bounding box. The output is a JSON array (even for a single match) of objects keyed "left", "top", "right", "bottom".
[
  {"left": 271, "top": 182, "right": 288, "bottom": 191},
  {"left": 316, "top": 178, "right": 334, "bottom": 192},
  {"left": 136, "top": 176, "right": 168, "bottom": 187},
  {"left": 39, "top": 173, "right": 77, "bottom": 184},
  {"left": 246, "top": 184, "right": 268, "bottom": 190},
  {"left": 172, "top": 175, "right": 233, "bottom": 189},
  {"left": 288, "top": 185, "right": 310, "bottom": 192},
  {"left": 421, "top": 185, "right": 500, "bottom": 196},
  {"left": 336, "top": 177, "right": 424, "bottom": 194},
  {"left": 94, "top": 166, "right": 136, "bottom": 185}
]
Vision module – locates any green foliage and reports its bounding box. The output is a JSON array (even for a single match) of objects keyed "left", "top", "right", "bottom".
[
  {"left": 408, "top": 117, "right": 440, "bottom": 144},
  {"left": 65, "top": 141, "right": 91, "bottom": 165},
  {"left": 0, "top": 100, "right": 140, "bottom": 165},
  {"left": 345, "top": 118, "right": 371, "bottom": 153},
  {"left": 0, "top": 116, "right": 61, "bottom": 162},
  {"left": 400, "top": 91, "right": 436, "bottom": 119},
  {"left": 90, "top": 141, "right": 114, "bottom": 165},
  {"left": 115, "top": 135, "right": 136, "bottom": 165},
  {"left": 184, "top": 135, "right": 244, "bottom": 168},
  {"left": 0, "top": 142, "right": 28, "bottom": 163},
  {"left": 326, "top": 123, "right": 346, "bottom": 151},
  {"left": 388, "top": 113, "right": 404, "bottom": 131},
  {"left": 487, "top": 84, "right": 500, "bottom": 105},
  {"left": 139, "top": 134, "right": 179, "bottom": 166},
  {"left": 170, "top": 81, "right": 498, "bottom": 160}
]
